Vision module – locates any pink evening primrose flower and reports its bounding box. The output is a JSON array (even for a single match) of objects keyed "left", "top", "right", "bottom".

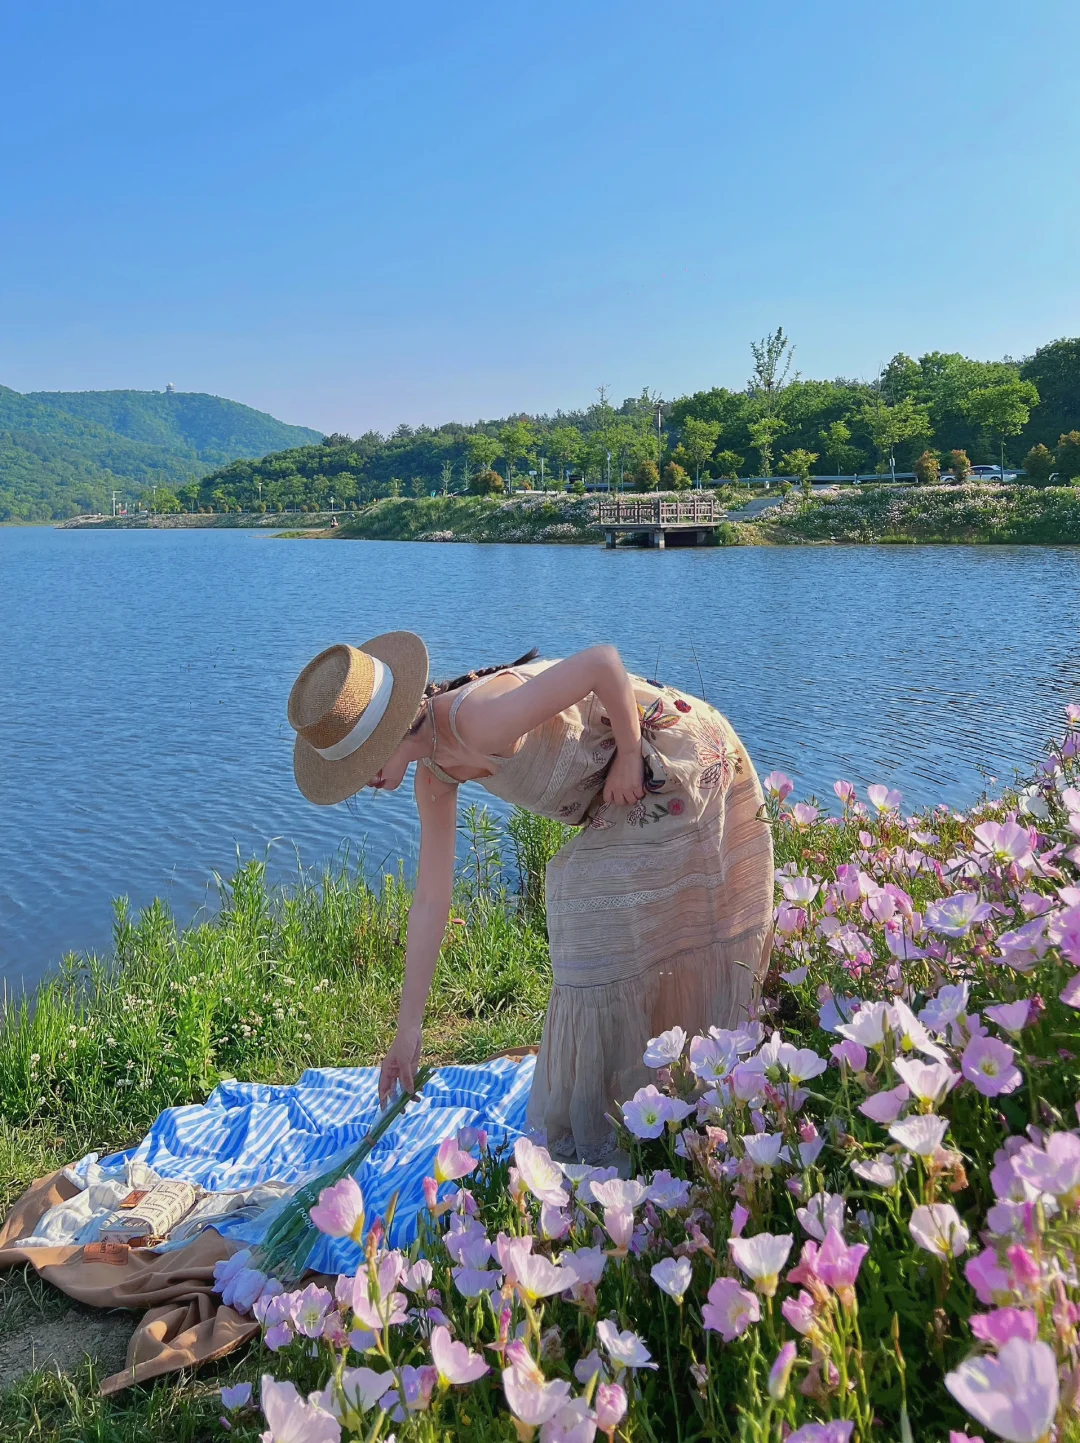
[
  {"left": 909, "top": 1203, "right": 970, "bottom": 1258},
  {"left": 945, "top": 1337, "right": 1059, "bottom": 1443},
  {"left": 788, "top": 1424, "right": 855, "bottom": 1443},
  {"left": 688, "top": 1034, "right": 739, "bottom": 1082},
  {"left": 781, "top": 1288, "right": 818, "bottom": 1335},
  {"left": 961, "top": 1035, "right": 1023, "bottom": 1097},
  {"left": 701, "top": 1276, "right": 760, "bottom": 1340},
  {"left": 796, "top": 1192, "right": 845, "bottom": 1242},
  {"left": 320, "top": 1367, "right": 392, "bottom": 1420},
  {"left": 793, "top": 1228, "right": 869, "bottom": 1306},
  {"left": 514, "top": 1138, "right": 570, "bottom": 1208},
  {"left": 925, "top": 892, "right": 994, "bottom": 938},
  {"left": 502, "top": 1362, "right": 568, "bottom": 1431},
  {"left": 259, "top": 1375, "right": 341, "bottom": 1443},
  {"left": 309, "top": 1177, "right": 365, "bottom": 1243},
  {"left": 866, "top": 783, "right": 902, "bottom": 814},
  {"left": 540, "top": 1395, "right": 598, "bottom": 1443},
  {"left": 263, "top": 1322, "right": 293, "bottom": 1351},
  {"left": 768, "top": 1340, "right": 797, "bottom": 1400},
  {"left": 292, "top": 1283, "right": 332, "bottom": 1339},
  {"left": 429, "top": 1324, "right": 490, "bottom": 1385},
  {"left": 1013, "top": 1131, "right": 1080, "bottom": 1199},
  {"left": 970, "top": 1309, "right": 1040, "bottom": 1348},
  {"left": 595, "top": 1381, "right": 627, "bottom": 1437},
  {"left": 643, "top": 1026, "right": 686, "bottom": 1067},
  {"left": 763, "top": 771, "right": 794, "bottom": 801},
  {"left": 434, "top": 1136, "right": 478, "bottom": 1185},
  {"left": 791, "top": 802, "right": 819, "bottom": 827},
  {"left": 650, "top": 1256, "right": 693, "bottom": 1303},
  {"left": 859, "top": 1083, "right": 911, "bottom": 1125},
  {"left": 220, "top": 1382, "right": 253, "bottom": 1411},
  {"left": 596, "top": 1318, "right": 658, "bottom": 1370},
  {"left": 972, "top": 820, "right": 1037, "bottom": 872},
  {"left": 513, "top": 1250, "right": 578, "bottom": 1303},
  {"left": 621, "top": 1085, "right": 672, "bottom": 1140},
  {"left": 888, "top": 1114, "right": 950, "bottom": 1157},
  {"left": 966, "top": 1248, "right": 1013, "bottom": 1306},
  {"left": 588, "top": 1178, "right": 649, "bottom": 1212},
  {"left": 834, "top": 779, "right": 857, "bottom": 805},
  {"left": 729, "top": 1232, "right": 794, "bottom": 1296},
  {"left": 892, "top": 1058, "right": 960, "bottom": 1106}
]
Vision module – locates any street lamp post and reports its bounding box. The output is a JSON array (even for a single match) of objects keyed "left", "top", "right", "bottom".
[{"left": 655, "top": 399, "right": 664, "bottom": 486}]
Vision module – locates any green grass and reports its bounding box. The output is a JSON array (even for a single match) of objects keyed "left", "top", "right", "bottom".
[
  {"left": 0, "top": 807, "right": 566, "bottom": 1436},
  {"left": 334, "top": 493, "right": 601, "bottom": 544}
]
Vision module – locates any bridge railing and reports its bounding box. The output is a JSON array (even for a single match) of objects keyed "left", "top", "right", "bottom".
[{"left": 596, "top": 497, "right": 720, "bottom": 526}]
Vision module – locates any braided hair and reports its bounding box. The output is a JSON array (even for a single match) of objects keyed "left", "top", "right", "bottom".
[{"left": 409, "top": 648, "right": 540, "bottom": 731}]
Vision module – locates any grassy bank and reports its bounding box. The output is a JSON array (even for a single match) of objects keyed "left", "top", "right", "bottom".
[
  {"left": 333, "top": 493, "right": 602, "bottom": 544},
  {"left": 0, "top": 810, "right": 567, "bottom": 1217},
  {"left": 750, "top": 481, "right": 1080, "bottom": 545}
]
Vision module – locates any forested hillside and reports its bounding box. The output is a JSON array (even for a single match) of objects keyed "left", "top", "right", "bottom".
[
  {"left": 189, "top": 335, "right": 1080, "bottom": 514},
  {"left": 0, "top": 386, "right": 321, "bottom": 522}
]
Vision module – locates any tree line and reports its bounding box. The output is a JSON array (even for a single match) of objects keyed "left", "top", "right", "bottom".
[{"left": 169, "top": 334, "right": 1080, "bottom": 514}]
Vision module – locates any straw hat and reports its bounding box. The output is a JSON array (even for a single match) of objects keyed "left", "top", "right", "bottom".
[{"left": 288, "top": 631, "right": 429, "bottom": 804}]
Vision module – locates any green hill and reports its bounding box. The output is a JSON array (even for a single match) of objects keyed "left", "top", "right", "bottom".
[{"left": 0, "top": 386, "right": 322, "bottom": 522}]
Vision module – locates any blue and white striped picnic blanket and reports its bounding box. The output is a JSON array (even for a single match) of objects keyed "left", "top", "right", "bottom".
[{"left": 99, "top": 1056, "right": 535, "bottom": 1267}]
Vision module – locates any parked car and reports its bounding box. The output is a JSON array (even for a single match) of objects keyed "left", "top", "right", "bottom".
[{"left": 940, "top": 465, "right": 1019, "bottom": 482}]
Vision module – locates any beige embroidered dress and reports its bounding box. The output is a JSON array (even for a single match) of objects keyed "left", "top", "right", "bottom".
[{"left": 434, "top": 660, "right": 774, "bottom": 1162}]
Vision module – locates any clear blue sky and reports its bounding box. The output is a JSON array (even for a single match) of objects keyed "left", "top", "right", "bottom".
[{"left": 2, "top": 1, "right": 1077, "bottom": 435}]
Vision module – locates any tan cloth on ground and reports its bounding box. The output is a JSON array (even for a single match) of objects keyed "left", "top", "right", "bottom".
[
  {"left": 0, "top": 1170, "right": 258, "bottom": 1394},
  {"left": 442, "top": 662, "right": 775, "bottom": 1160}
]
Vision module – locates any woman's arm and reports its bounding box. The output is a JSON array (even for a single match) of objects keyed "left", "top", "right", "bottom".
[
  {"left": 455, "top": 644, "right": 645, "bottom": 806},
  {"left": 377, "top": 764, "right": 458, "bottom": 1104}
]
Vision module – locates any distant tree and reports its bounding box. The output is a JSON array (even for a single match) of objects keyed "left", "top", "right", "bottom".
[
  {"left": 144, "top": 485, "right": 180, "bottom": 513},
  {"left": 571, "top": 477, "right": 586, "bottom": 495},
  {"left": 632, "top": 459, "right": 660, "bottom": 492},
  {"left": 879, "top": 353, "right": 921, "bottom": 403},
  {"left": 964, "top": 379, "right": 1040, "bottom": 476},
  {"left": 1022, "top": 443, "right": 1056, "bottom": 484},
  {"left": 677, "top": 416, "right": 721, "bottom": 485},
  {"left": 860, "top": 395, "right": 931, "bottom": 478},
  {"left": 466, "top": 434, "right": 501, "bottom": 472},
  {"left": 749, "top": 327, "right": 798, "bottom": 415},
  {"left": 1020, "top": 338, "right": 1080, "bottom": 448},
  {"left": 498, "top": 419, "right": 537, "bottom": 492},
  {"left": 914, "top": 450, "right": 941, "bottom": 485},
  {"left": 947, "top": 449, "right": 972, "bottom": 483},
  {"left": 408, "top": 475, "right": 427, "bottom": 497},
  {"left": 781, "top": 448, "right": 819, "bottom": 495},
  {"left": 387, "top": 477, "right": 402, "bottom": 497},
  {"left": 662, "top": 461, "right": 691, "bottom": 491},
  {"left": 713, "top": 450, "right": 743, "bottom": 480},
  {"left": 818, "top": 420, "right": 856, "bottom": 475},
  {"left": 1056, "top": 431, "right": 1080, "bottom": 480},
  {"left": 747, "top": 417, "right": 785, "bottom": 477},
  {"left": 470, "top": 468, "right": 504, "bottom": 496},
  {"left": 440, "top": 458, "right": 454, "bottom": 495},
  {"left": 546, "top": 426, "right": 583, "bottom": 486}
]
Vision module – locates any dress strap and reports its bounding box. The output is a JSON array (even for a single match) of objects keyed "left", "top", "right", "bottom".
[
  {"left": 446, "top": 669, "right": 529, "bottom": 754},
  {"left": 419, "top": 699, "right": 462, "bottom": 787}
]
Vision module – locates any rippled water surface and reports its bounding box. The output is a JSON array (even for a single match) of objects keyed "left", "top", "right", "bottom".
[{"left": 1, "top": 526, "right": 1076, "bottom": 989}]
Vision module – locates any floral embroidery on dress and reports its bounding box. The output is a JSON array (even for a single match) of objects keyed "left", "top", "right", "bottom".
[
  {"left": 558, "top": 801, "right": 582, "bottom": 818},
  {"left": 638, "top": 697, "right": 680, "bottom": 740},
  {"left": 628, "top": 796, "right": 686, "bottom": 826},
  {"left": 592, "top": 738, "right": 616, "bottom": 763},
  {"left": 694, "top": 719, "right": 737, "bottom": 789},
  {"left": 576, "top": 766, "right": 611, "bottom": 793},
  {"left": 586, "top": 802, "right": 614, "bottom": 830},
  {"left": 675, "top": 698, "right": 693, "bottom": 714}
]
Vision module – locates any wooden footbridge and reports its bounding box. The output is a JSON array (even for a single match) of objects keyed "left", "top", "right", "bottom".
[{"left": 595, "top": 496, "right": 722, "bottom": 548}]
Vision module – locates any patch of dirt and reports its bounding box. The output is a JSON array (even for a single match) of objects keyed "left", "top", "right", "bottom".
[{"left": 0, "top": 1310, "right": 135, "bottom": 1389}]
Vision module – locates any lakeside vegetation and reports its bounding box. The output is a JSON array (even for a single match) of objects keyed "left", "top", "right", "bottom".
[
  {"left": 179, "top": 333, "right": 1080, "bottom": 517},
  {"left": 4, "top": 719, "right": 1080, "bottom": 1439}
]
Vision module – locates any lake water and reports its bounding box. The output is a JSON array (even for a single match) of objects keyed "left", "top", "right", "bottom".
[{"left": 1, "top": 526, "right": 1077, "bottom": 991}]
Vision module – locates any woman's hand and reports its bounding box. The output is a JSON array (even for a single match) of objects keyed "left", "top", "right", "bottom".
[
  {"left": 604, "top": 749, "right": 646, "bottom": 807},
  {"left": 378, "top": 1025, "right": 422, "bottom": 1107}
]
